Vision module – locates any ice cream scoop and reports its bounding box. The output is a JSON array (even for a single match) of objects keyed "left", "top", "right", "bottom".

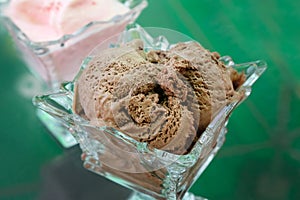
[{"left": 74, "top": 39, "right": 246, "bottom": 154}]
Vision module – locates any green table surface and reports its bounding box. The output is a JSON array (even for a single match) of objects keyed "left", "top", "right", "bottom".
[{"left": 1, "top": 0, "right": 300, "bottom": 199}]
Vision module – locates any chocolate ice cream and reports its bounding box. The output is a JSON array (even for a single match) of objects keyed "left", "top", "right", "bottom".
[{"left": 74, "top": 39, "right": 245, "bottom": 155}]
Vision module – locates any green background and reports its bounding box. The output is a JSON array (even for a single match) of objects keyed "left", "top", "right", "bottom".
[{"left": 1, "top": 0, "right": 300, "bottom": 199}]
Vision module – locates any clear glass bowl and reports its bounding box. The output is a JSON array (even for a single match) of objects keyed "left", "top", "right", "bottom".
[
  {"left": 33, "top": 25, "right": 267, "bottom": 199},
  {"left": 0, "top": 0, "right": 147, "bottom": 148},
  {"left": 0, "top": 0, "right": 147, "bottom": 88}
]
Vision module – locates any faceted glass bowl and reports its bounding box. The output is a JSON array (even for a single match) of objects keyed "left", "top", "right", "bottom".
[
  {"left": 33, "top": 25, "right": 267, "bottom": 199},
  {"left": 0, "top": 0, "right": 147, "bottom": 88}
]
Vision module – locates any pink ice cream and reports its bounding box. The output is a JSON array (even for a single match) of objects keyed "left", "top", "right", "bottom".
[
  {"left": 4, "top": 0, "right": 130, "bottom": 42},
  {"left": 1, "top": 0, "right": 146, "bottom": 86}
]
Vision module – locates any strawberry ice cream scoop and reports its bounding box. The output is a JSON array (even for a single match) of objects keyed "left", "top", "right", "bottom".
[{"left": 5, "top": 0, "right": 130, "bottom": 42}]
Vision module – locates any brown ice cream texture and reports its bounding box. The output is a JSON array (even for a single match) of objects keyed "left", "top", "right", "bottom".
[{"left": 74, "top": 39, "right": 245, "bottom": 154}]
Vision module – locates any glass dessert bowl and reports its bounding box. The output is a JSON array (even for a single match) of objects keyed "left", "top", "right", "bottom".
[
  {"left": 0, "top": 0, "right": 147, "bottom": 148},
  {"left": 33, "top": 25, "right": 267, "bottom": 199}
]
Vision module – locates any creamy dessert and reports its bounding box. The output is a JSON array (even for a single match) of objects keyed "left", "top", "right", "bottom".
[
  {"left": 4, "top": 0, "right": 130, "bottom": 42},
  {"left": 74, "top": 39, "right": 245, "bottom": 154},
  {"left": 71, "top": 39, "right": 247, "bottom": 199}
]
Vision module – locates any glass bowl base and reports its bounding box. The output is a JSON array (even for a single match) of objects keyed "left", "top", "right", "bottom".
[{"left": 128, "top": 191, "right": 208, "bottom": 200}]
